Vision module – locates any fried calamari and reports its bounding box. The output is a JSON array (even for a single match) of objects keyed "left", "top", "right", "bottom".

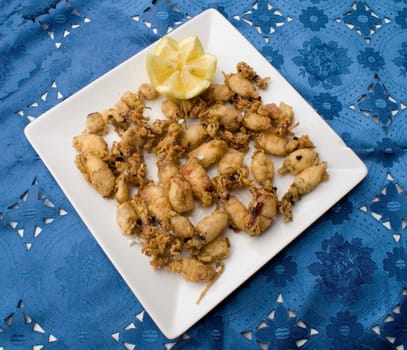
[{"left": 73, "top": 63, "right": 329, "bottom": 302}]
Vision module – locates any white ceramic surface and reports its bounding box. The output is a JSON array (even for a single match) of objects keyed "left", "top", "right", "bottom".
[{"left": 25, "top": 8, "right": 368, "bottom": 339}]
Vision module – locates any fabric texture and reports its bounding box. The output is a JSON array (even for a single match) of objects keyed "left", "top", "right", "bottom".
[{"left": 1, "top": 0, "right": 406, "bottom": 348}]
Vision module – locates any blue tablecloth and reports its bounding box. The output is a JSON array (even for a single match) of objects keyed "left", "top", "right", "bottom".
[{"left": 1, "top": 0, "right": 407, "bottom": 348}]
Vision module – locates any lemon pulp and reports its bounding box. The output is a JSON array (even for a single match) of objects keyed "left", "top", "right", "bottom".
[{"left": 146, "top": 35, "right": 217, "bottom": 100}]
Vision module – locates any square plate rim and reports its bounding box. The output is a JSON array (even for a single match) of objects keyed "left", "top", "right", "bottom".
[{"left": 24, "top": 8, "right": 368, "bottom": 339}]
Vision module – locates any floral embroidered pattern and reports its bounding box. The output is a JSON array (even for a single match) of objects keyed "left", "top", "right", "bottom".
[
  {"left": 21, "top": 1, "right": 61, "bottom": 21},
  {"left": 308, "top": 233, "right": 377, "bottom": 305},
  {"left": 326, "top": 311, "right": 364, "bottom": 349},
  {"left": 172, "top": 314, "right": 224, "bottom": 349},
  {"left": 0, "top": 300, "right": 58, "bottom": 348},
  {"left": 113, "top": 311, "right": 169, "bottom": 350},
  {"left": 263, "top": 255, "right": 297, "bottom": 288},
  {"left": 1, "top": 0, "right": 407, "bottom": 348},
  {"left": 312, "top": 92, "right": 343, "bottom": 120},
  {"left": 54, "top": 240, "right": 114, "bottom": 313},
  {"left": 383, "top": 247, "right": 407, "bottom": 281},
  {"left": 342, "top": 2, "right": 382, "bottom": 37},
  {"left": 379, "top": 293, "right": 407, "bottom": 347},
  {"left": 373, "top": 137, "right": 402, "bottom": 167},
  {"left": 141, "top": 0, "right": 185, "bottom": 37},
  {"left": 254, "top": 304, "right": 311, "bottom": 349},
  {"left": 325, "top": 197, "right": 354, "bottom": 225},
  {"left": 299, "top": 7, "right": 328, "bottom": 32},
  {"left": 261, "top": 46, "right": 284, "bottom": 69},
  {"left": 0, "top": 39, "right": 37, "bottom": 100},
  {"left": 395, "top": 8, "right": 407, "bottom": 29},
  {"left": 241, "top": 0, "right": 285, "bottom": 35},
  {"left": 240, "top": 293, "right": 319, "bottom": 349},
  {"left": 355, "top": 77, "right": 399, "bottom": 126},
  {"left": 4, "top": 178, "right": 65, "bottom": 248},
  {"left": 357, "top": 48, "right": 384, "bottom": 71},
  {"left": 293, "top": 37, "right": 352, "bottom": 89},
  {"left": 369, "top": 181, "right": 407, "bottom": 232},
  {"left": 16, "top": 81, "right": 64, "bottom": 122},
  {"left": 37, "top": 0, "right": 88, "bottom": 48},
  {"left": 393, "top": 42, "right": 407, "bottom": 77}
]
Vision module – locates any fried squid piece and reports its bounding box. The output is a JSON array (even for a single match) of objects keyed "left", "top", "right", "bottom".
[
  {"left": 101, "top": 107, "right": 128, "bottom": 132},
  {"left": 217, "top": 148, "right": 245, "bottom": 176},
  {"left": 202, "top": 83, "right": 234, "bottom": 103},
  {"left": 180, "top": 157, "right": 213, "bottom": 207},
  {"left": 126, "top": 153, "right": 147, "bottom": 188},
  {"left": 257, "top": 102, "right": 293, "bottom": 124},
  {"left": 224, "top": 72, "right": 259, "bottom": 99},
  {"left": 196, "top": 236, "right": 230, "bottom": 263},
  {"left": 247, "top": 187, "right": 278, "bottom": 236},
  {"left": 187, "top": 209, "right": 229, "bottom": 250},
  {"left": 207, "top": 104, "right": 243, "bottom": 132},
  {"left": 242, "top": 112, "right": 272, "bottom": 131},
  {"left": 166, "top": 258, "right": 216, "bottom": 283},
  {"left": 131, "top": 195, "right": 151, "bottom": 227},
  {"left": 279, "top": 162, "right": 329, "bottom": 222},
  {"left": 178, "top": 98, "right": 207, "bottom": 119},
  {"left": 137, "top": 83, "right": 158, "bottom": 100},
  {"left": 116, "top": 200, "right": 139, "bottom": 235},
  {"left": 115, "top": 173, "right": 130, "bottom": 203},
  {"left": 156, "top": 156, "right": 179, "bottom": 188},
  {"left": 170, "top": 214, "right": 195, "bottom": 239},
  {"left": 142, "top": 226, "right": 182, "bottom": 270},
  {"left": 256, "top": 101, "right": 296, "bottom": 137},
  {"left": 236, "top": 61, "right": 269, "bottom": 88},
  {"left": 236, "top": 61, "right": 258, "bottom": 80},
  {"left": 119, "top": 91, "right": 146, "bottom": 125},
  {"left": 255, "top": 132, "right": 314, "bottom": 157},
  {"left": 251, "top": 150, "right": 274, "bottom": 187},
  {"left": 161, "top": 99, "right": 180, "bottom": 120},
  {"left": 141, "top": 182, "right": 173, "bottom": 229},
  {"left": 154, "top": 122, "right": 183, "bottom": 158},
  {"left": 212, "top": 167, "right": 251, "bottom": 200},
  {"left": 85, "top": 112, "right": 107, "bottom": 135},
  {"left": 118, "top": 126, "right": 146, "bottom": 155},
  {"left": 223, "top": 195, "right": 249, "bottom": 232},
  {"left": 223, "top": 62, "right": 269, "bottom": 103},
  {"left": 217, "top": 130, "right": 250, "bottom": 153},
  {"left": 180, "top": 124, "right": 208, "bottom": 150},
  {"left": 72, "top": 62, "right": 332, "bottom": 301},
  {"left": 188, "top": 139, "right": 228, "bottom": 168},
  {"left": 109, "top": 141, "right": 146, "bottom": 188},
  {"left": 278, "top": 148, "right": 319, "bottom": 175},
  {"left": 168, "top": 174, "right": 195, "bottom": 213},
  {"left": 72, "top": 134, "right": 109, "bottom": 159},
  {"left": 75, "top": 154, "right": 116, "bottom": 197}
]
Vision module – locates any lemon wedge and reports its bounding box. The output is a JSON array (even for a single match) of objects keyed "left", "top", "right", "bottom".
[{"left": 146, "top": 35, "right": 217, "bottom": 100}]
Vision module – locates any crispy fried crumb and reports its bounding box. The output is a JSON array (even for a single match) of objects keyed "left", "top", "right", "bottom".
[{"left": 73, "top": 61, "right": 328, "bottom": 303}]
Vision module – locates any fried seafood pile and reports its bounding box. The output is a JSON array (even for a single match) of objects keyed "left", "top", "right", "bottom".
[{"left": 73, "top": 62, "right": 328, "bottom": 300}]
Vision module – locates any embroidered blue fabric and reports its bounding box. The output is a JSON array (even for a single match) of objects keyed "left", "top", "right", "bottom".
[{"left": 1, "top": 0, "right": 406, "bottom": 348}]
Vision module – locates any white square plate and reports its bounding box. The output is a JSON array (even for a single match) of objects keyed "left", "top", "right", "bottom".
[{"left": 25, "top": 9, "right": 367, "bottom": 339}]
